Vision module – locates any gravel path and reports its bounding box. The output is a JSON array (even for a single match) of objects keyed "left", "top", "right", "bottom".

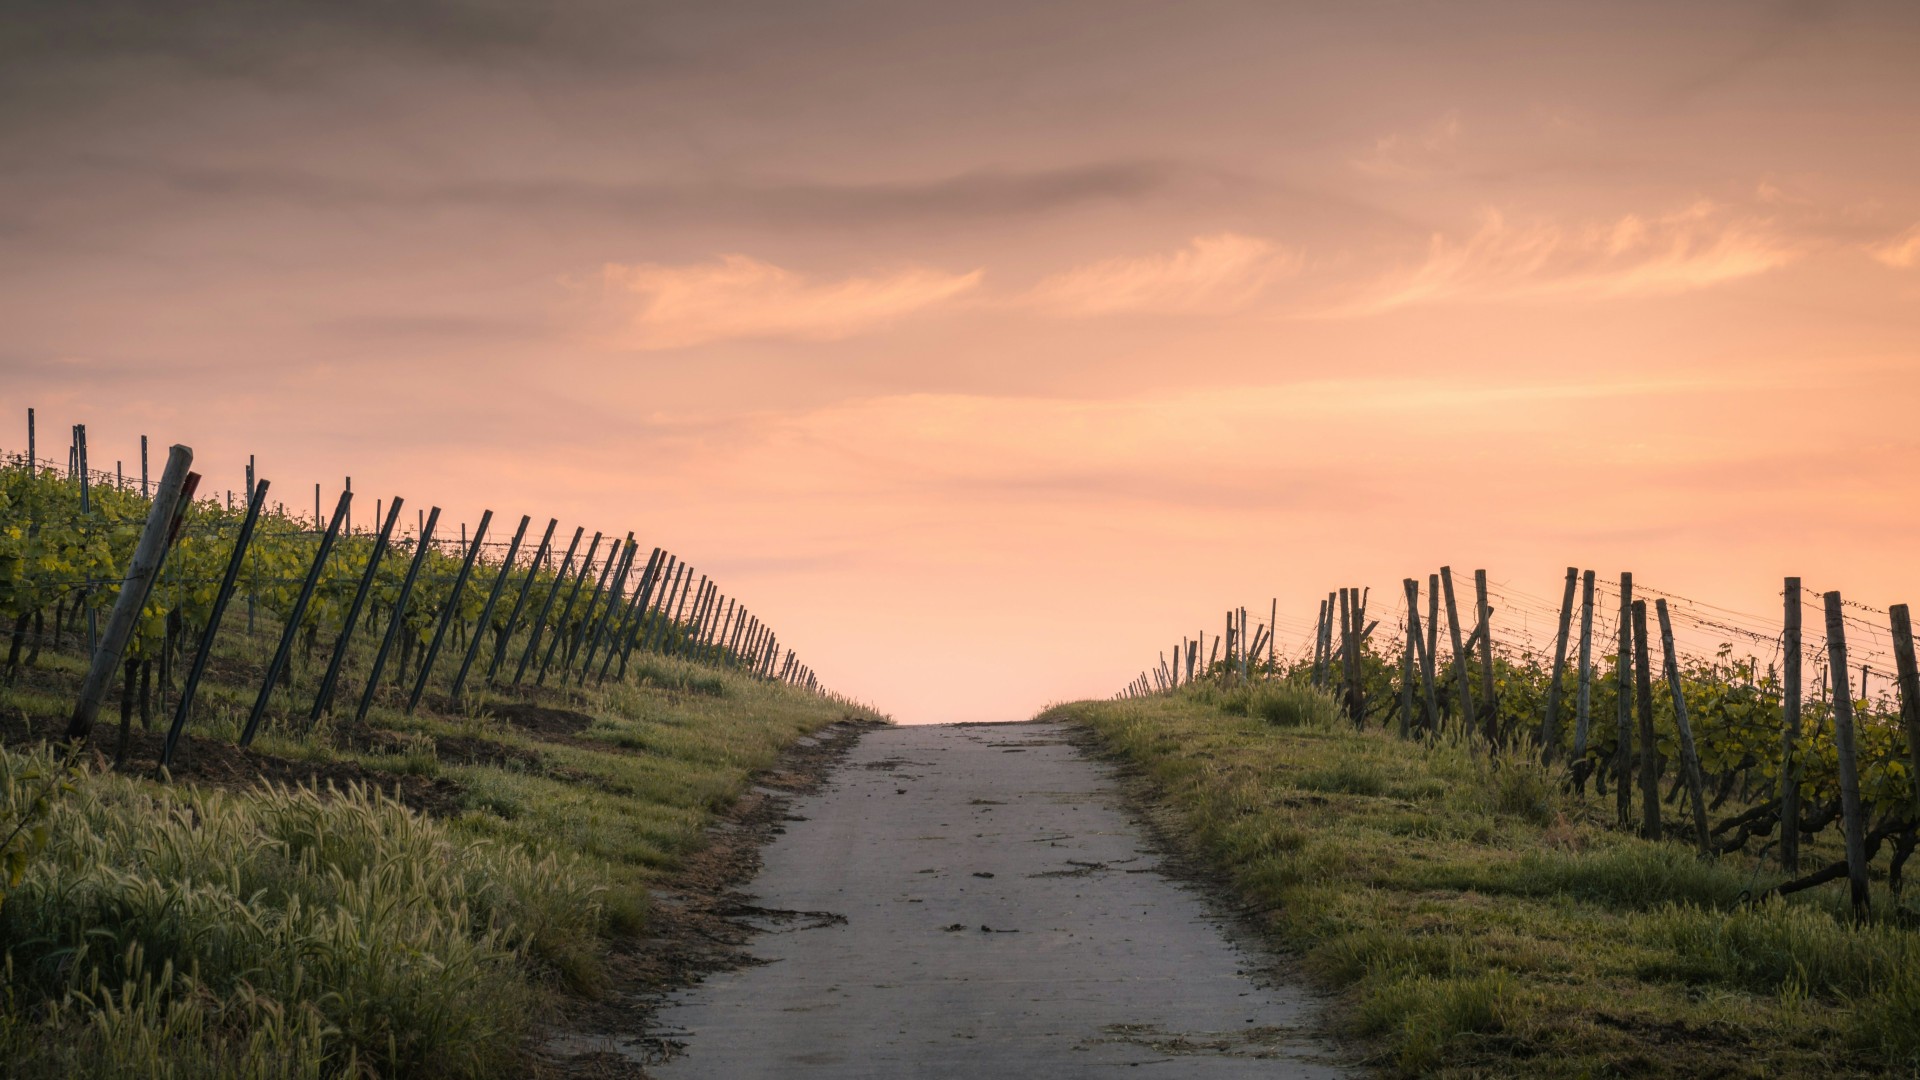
[{"left": 644, "top": 721, "right": 1349, "bottom": 1078}]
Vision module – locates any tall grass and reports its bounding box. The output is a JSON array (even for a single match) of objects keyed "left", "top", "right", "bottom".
[{"left": 0, "top": 745, "right": 604, "bottom": 1079}]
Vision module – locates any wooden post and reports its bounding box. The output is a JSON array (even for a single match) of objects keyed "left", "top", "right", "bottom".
[
  {"left": 1269, "top": 598, "right": 1278, "bottom": 671},
  {"left": 450, "top": 514, "right": 528, "bottom": 697},
  {"left": 1631, "top": 599, "right": 1659, "bottom": 840},
  {"left": 1399, "top": 606, "right": 1415, "bottom": 739},
  {"left": 607, "top": 548, "right": 664, "bottom": 676},
  {"left": 576, "top": 536, "right": 636, "bottom": 681},
  {"left": 488, "top": 518, "right": 556, "bottom": 682},
  {"left": 1655, "top": 599, "right": 1713, "bottom": 857},
  {"left": 26, "top": 407, "right": 33, "bottom": 468},
  {"left": 162, "top": 478, "right": 269, "bottom": 767},
  {"left": 1403, "top": 578, "right": 1441, "bottom": 735},
  {"left": 1541, "top": 567, "right": 1578, "bottom": 761},
  {"left": 65, "top": 445, "right": 193, "bottom": 742},
  {"left": 312, "top": 497, "right": 402, "bottom": 720},
  {"left": 538, "top": 531, "right": 605, "bottom": 684},
  {"left": 1441, "top": 567, "right": 1475, "bottom": 743},
  {"left": 643, "top": 560, "right": 687, "bottom": 652},
  {"left": 1779, "top": 577, "right": 1803, "bottom": 872},
  {"left": 513, "top": 525, "right": 583, "bottom": 684},
  {"left": 1425, "top": 575, "right": 1440, "bottom": 718},
  {"left": 356, "top": 507, "right": 439, "bottom": 723},
  {"left": 242, "top": 489, "right": 350, "bottom": 745},
  {"left": 140, "top": 435, "right": 148, "bottom": 495},
  {"left": 1616, "top": 572, "right": 1634, "bottom": 827},
  {"left": 1571, "top": 570, "right": 1597, "bottom": 764},
  {"left": 1822, "top": 591, "right": 1872, "bottom": 918},
  {"left": 407, "top": 509, "right": 491, "bottom": 713},
  {"left": 1337, "top": 588, "right": 1354, "bottom": 720},
  {"left": 1890, "top": 604, "right": 1920, "bottom": 819},
  {"left": 1475, "top": 570, "right": 1497, "bottom": 745},
  {"left": 1312, "top": 599, "right": 1328, "bottom": 687}
]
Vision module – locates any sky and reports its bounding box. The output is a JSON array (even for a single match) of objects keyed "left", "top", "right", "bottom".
[{"left": 4, "top": 0, "right": 1919, "bottom": 721}]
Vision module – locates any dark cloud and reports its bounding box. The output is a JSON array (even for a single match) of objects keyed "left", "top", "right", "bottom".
[
  {"left": 0, "top": 0, "right": 655, "bottom": 75},
  {"left": 38, "top": 153, "right": 1210, "bottom": 230}
]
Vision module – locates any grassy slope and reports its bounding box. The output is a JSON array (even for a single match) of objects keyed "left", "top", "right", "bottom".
[
  {"left": 1, "top": 639, "right": 880, "bottom": 1078},
  {"left": 1045, "top": 683, "right": 1920, "bottom": 1079}
]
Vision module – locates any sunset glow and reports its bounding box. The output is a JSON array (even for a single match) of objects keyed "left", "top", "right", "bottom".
[{"left": 5, "top": 1, "right": 1918, "bottom": 720}]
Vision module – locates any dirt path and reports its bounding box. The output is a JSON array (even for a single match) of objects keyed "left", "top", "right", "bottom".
[{"left": 640, "top": 721, "right": 1348, "bottom": 1077}]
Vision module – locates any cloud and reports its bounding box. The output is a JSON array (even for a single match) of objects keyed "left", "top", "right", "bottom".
[
  {"left": 598, "top": 254, "right": 981, "bottom": 349},
  {"left": 1870, "top": 225, "right": 1920, "bottom": 269},
  {"left": 1023, "top": 233, "right": 1296, "bottom": 316},
  {"left": 1351, "top": 110, "right": 1462, "bottom": 178},
  {"left": 1325, "top": 201, "right": 1800, "bottom": 316}
]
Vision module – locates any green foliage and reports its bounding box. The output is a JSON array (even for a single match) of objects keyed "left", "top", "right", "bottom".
[{"left": 0, "top": 754, "right": 601, "bottom": 1078}]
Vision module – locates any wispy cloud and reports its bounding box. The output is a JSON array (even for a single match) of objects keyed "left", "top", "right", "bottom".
[
  {"left": 1022, "top": 232, "right": 1296, "bottom": 316},
  {"left": 597, "top": 254, "right": 981, "bottom": 349},
  {"left": 1351, "top": 110, "right": 1462, "bottom": 178},
  {"left": 1869, "top": 224, "right": 1920, "bottom": 269},
  {"left": 1323, "top": 201, "right": 1799, "bottom": 316}
]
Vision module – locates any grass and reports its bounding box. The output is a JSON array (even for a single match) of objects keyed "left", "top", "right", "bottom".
[
  {"left": 1045, "top": 682, "right": 1920, "bottom": 1078},
  {"left": 2, "top": 633, "right": 880, "bottom": 1078}
]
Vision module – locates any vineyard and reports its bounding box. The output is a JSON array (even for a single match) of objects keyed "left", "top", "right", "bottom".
[
  {"left": 1117, "top": 569, "right": 1920, "bottom": 917},
  {"left": 1067, "top": 567, "right": 1920, "bottom": 1074},
  {"left": 0, "top": 410, "right": 875, "bottom": 1078}
]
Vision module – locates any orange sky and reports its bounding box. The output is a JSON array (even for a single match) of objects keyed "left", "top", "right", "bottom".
[{"left": 4, "top": 1, "right": 1919, "bottom": 721}]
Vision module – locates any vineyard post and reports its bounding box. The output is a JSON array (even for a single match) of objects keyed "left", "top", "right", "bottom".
[
  {"left": 538, "top": 531, "right": 605, "bottom": 684},
  {"left": 1779, "top": 577, "right": 1803, "bottom": 872},
  {"left": 605, "top": 547, "right": 664, "bottom": 679},
  {"left": 1890, "top": 605, "right": 1920, "bottom": 819},
  {"left": 1655, "top": 599, "right": 1713, "bottom": 857},
  {"left": 356, "top": 507, "right": 439, "bottom": 723},
  {"left": 1615, "top": 572, "right": 1634, "bottom": 827},
  {"left": 162, "top": 478, "right": 270, "bottom": 769},
  {"left": 671, "top": 576, "right": 705, "bottom": 656},
  {"left": 450, "top": 514, "right": 529, "bottom": 697},
  {"left": 1571, "top": 570, "right": 1597, "bottom": 768},
  {"left": 665, "top": 565, "right": 696, "bottom": 654},
  {"left": 633, "top": 555, "right": 678, "bottom": 656},
  {"left": 65, "top": 444, "right": 193, "bottom": 742},
  {"left": 570, "top": 535, "right": 625, "bottom": 670},
  {"left": 407, "top": 509, "right": 491, "bottom": 714},
  {"left": 25, "top": 407, "right": 33, "bottom": 467},
  {"left": 1822, "top": 591, "right": 1872, "bottom": 918},
  {"left": 1337, "top": 588, "right": 1354, "bottom": 722},
  {"left": 1269, "top": 597, "right": 1277, "bottom": 671},
  {"left": 576, "top": 536, "right": 635, "bottom": 680},
  {"left": 314, "top": 483, "right": 321, "bottom": 527},
  {"left": 692, "top": 584, "right": 718, "bottom": 657},
  {"left": 1399, "top": 607, "right": 1414, "bottom": 739},
  {"left": 1475, "top": 570, "right": 1496, "bottom": 745},
  {"left": 1425, "top": 575, "right": 1440, "bottom": 723},
  {"left": 1310, "top": 600, "right": 1325, "bottom": 687},
  {"left": 311, "top": 496, "right": 402, "bottom": 721},
  {"left": 344, "top": 477, "right": 351, "bottom": 535},
  {"left": 1441, "top": 567, "right": 1475, "bottom": 747},
  {"left": 489, "top": 517, "right": 555, "bottom": 682},
  {"left": 643, "top": 560, "right": 687, "bottom": 653},
  {"left": 1541, "top": 567, "right": 1578, "bottom": 762},
  {"left": 513, "top": 525, "right": 583, "bottom": 684},
  {"left": 1631, "top": 599, "right": 1660, "bottom": 840},
  {"left": 78, "top": 425, "right": 97, "bottom": 657},
  {"left": 140, "top": 435, "right": 148, "bottom": 496},
  {"left": 1404, "top": 578, "right": 1441, "bottom": 735},
  {"left": 242, "top": 489, "right": 350, "bottom": 745}
]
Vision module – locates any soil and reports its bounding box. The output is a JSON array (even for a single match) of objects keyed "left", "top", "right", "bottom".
[{"left": 534, "top": 716, "right": 886, "bottom": 1079}]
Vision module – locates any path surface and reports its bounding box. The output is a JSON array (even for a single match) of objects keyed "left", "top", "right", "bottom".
[{"left": 646, "top": 721, "right": 1347, "bottom": 1078}]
